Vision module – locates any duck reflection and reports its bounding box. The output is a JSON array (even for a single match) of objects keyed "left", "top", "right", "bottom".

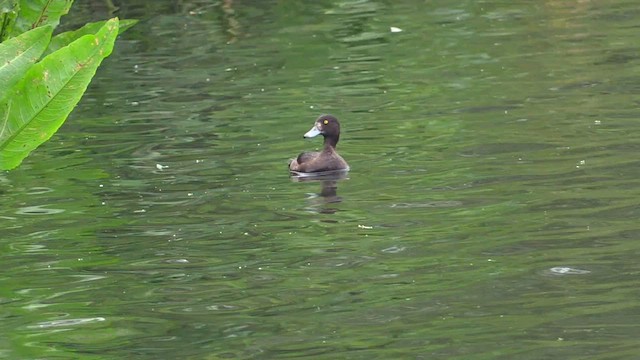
[{"left": 290, "top": 170, "right": 349, "bottom": 213}]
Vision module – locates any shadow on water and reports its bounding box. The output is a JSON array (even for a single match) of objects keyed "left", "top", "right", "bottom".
[{"left": 290, "top": 170, "right": 350, "bottom": 214}]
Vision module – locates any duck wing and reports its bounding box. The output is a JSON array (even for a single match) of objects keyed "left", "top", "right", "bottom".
[{"left": 296, "top": 151, "right": 319, "bottom": 164}]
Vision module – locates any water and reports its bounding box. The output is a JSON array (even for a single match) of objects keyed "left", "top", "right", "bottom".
[{"left": 2, "top": 0, "right": 640, "bottom": 358}]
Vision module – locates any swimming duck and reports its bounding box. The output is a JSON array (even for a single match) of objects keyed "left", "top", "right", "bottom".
[{"left": 289, "top": 114, "right": 349, "bottom": 173}]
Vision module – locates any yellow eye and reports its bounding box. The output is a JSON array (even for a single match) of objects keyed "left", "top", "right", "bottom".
[{"left": 323, "top": 119, "right": 329, "bottom": 125}]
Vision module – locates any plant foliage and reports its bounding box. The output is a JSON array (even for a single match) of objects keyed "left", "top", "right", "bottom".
[{"left": 0, "top": 1, "right": 136, "bottom": 170}]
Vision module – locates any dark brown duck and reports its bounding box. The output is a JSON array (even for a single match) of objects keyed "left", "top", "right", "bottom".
[{"left": 289, "top": 114, "right": 349, "bottom": 173}]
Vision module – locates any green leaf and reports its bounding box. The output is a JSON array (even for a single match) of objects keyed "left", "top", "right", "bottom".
[
  {"left": 10, "top": 0, "right": 73, "bottom": 36},
  {"left": 0, "top": 0, "right": 17, "bottom": 9},
  {"left": 0, "top": 25, "right": 52, "bottom": 101},
  {"left": 47, "top": 18, "right": 137, "bottom": 55},
  {"left": 0, "top": 17, "right": 119, "bottom": 170},
  {"left": 0, "top": 0, "right": 19, "bottom": 42}
]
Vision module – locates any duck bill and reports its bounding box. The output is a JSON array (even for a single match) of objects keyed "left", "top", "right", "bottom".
[{"left": 303, "top": 126, "right": 321, "bottom": 138}]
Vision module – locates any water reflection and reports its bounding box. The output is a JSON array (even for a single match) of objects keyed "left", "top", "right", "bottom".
[{"left": 290, "top": 170, "right": 349, "bottom": 213}]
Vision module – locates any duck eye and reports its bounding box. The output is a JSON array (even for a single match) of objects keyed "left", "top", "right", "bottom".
[{"left": 323, "top": 119, "right": 329, "bottom": 125}]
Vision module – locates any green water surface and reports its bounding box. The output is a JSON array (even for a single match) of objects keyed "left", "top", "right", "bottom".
[{"left": 2, "top": 0, "right": 640, "bottom": 359}]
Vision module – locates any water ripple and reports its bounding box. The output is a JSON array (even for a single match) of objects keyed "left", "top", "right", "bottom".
[
  {"left": 547, "top": 267, "right": 592, "bottom": 275},
  {"left": 16, "top": 205, "right": 65, "bottom": 215},
  {"left": 29, "top": 317, "right": 106, "bottom": 329}
]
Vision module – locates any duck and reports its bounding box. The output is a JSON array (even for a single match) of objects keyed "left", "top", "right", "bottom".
[{"left": 289, "top": 114, "right": 350, "bottom": 173}]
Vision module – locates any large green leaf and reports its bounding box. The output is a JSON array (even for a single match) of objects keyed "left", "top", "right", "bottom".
[
  {"left": 0, "top": 17, "right": 119, "bottom": 170},
  {"left": 46, "top": 18, "right": 137, "bottom": 55},
  {"left": 0, "top": 24, "right": 52, "bottom": 101},
  {"left": 10, "top": 0, "right": 73, "bottom": 37}
]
